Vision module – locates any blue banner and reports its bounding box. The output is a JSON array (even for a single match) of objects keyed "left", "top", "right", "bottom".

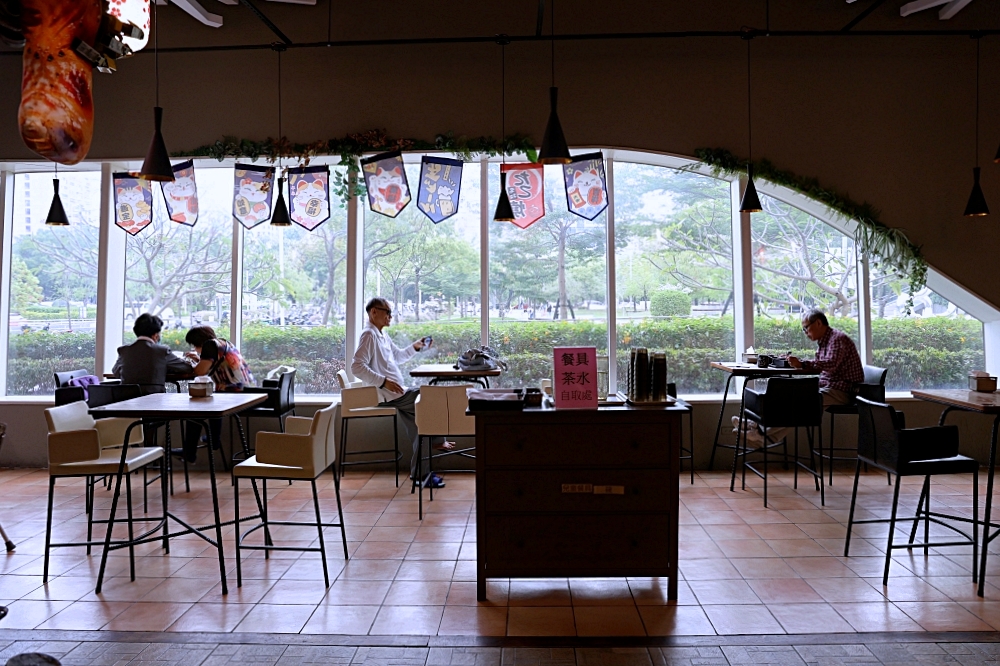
[{"left": 417, "top": 156, "right": 463, "bottom": 223}]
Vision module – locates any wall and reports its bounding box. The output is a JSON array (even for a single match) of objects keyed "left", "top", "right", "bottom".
[{"left": 0, "top": 2, "right": 997, "bottom": 306}]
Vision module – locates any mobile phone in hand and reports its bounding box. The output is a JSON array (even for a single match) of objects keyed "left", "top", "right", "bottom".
[{"left": 423, "top": 336, "right": 432, "bottom": 348}]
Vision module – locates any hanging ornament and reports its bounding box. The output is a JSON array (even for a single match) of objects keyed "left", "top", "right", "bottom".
[
  {"left": 160, "top": 159, "right": 199, "bottom": 226},
  {"left": 113, "top": 172, "right": 154, "bottom": 235},
  {"left": 562, "top": 152, "right": 608, "bottom": 220},
  {"left": 417, "top": 156, "right": 463, "bottom": 223},
  {"left": 361, "top": 150, "right": 411, "bottom": 218},
  {"left": 287, "top": 165, "right": 331, "bottom": 230},
  {"left": 232, "top": 164, "right": 275, "bottom": 229},
  {"left": 501, "top": 163, "right": 545, "bottom": 229}
]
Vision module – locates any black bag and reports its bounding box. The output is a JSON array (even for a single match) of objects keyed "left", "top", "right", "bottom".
[{"left": 456, "top": 346, "right": 508, "bottom": 372}]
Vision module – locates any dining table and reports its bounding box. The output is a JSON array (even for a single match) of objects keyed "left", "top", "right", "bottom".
[
  {"left": 89, "top": 392, "right": 267, "bottom": 595},
  {"left": 409, "top": 362, "right": 502, "bottom": 388},
  {"left": 910, "top": 388, "right": 1000, "bottom": 597}
]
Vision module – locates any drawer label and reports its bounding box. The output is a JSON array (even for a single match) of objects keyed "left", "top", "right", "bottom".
[
  {"left": 593, "top": 485, "right": 625, "bottom": 495},
  {"left": 561, "top": 483, "right": 593, "bottom": 493}
]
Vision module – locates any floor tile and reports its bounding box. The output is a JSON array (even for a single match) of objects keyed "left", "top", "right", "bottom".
[
  {"left": 574, "top": 606, "right": 646, "bottom": 636},
  {"left": 103, "top": 601, "right": 192, "bottom": 631},
  {"left": 234, "top": 603, "right": 316, "bottom": 633},
  {"left": 166, "top": 602, "right": 253, "bottom": 632},
  {"left": 506, "top": 607, "right": 576, "bottom": 636},
  {"left": 370, "top": 605, "right": 444, "bottom": 635},
  {"left": 301, "top": 605, "right": 380, "bottom": 634},
  {"left": 766, "top": 602, "right": 855, "bottom": 633},
  {"left": 639, "top": 606, "right": 717, "bottom": 636},
  {"left": 830, "top": 601, "right": 924, "bottom": 632},
  {"left": 438, "top": 606, "right": 507, "bottom": 636},
  {"left": 703, "top": 605, "right": 783, "bottom": 635}
]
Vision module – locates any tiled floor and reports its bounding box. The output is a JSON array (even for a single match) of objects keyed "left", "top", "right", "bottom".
[{"left": 1, "top": 463, "right": 999, "bottom": 637}]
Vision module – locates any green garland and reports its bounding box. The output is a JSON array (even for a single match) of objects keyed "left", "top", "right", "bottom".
[
  {"left": 694, "top": 147, "right": 928, "bottom": 301},
  {"left": 179, "top": 129, "right": 538, "bottom": 201}
]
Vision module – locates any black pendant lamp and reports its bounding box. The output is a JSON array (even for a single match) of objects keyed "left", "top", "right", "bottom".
[
  {"left": 45, "top": 163, "right": 69, "bottom": 226},
  {"left": 537, "top": 1, "right": 571, "bottom": 165},
  {"left": 271, "top": 45, "right": 292, "bottom": 227},
  {"left": 494, "top": 36, "right": 515, "bottom": 222},
  {"left": 137, "top": 0, "right": 173, "bottom": 182},
  {"left": 965, "top": 37, "right": 989, "bottom": 217},
  {"left": 739, "top": 35, "right": 762, "bottom": 214}
]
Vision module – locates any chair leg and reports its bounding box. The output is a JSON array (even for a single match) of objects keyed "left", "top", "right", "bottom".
[
  {"left": 829, "top": 412, "right": 836, "bottom": 486},
  {"left": 924, "top": 477, "right": 931, "bottom": 556},
  {"left": 160, "top": 454, "right": 170, "bottom": 553},
  {"left": 234, "top": 476, "right": 242, "bottom": 588},
  {"left": 183, "top": 456, "right": 190, "bottom": 494},
  {"left": 86, "top": 476, "right": 95, "bottom": 555},
  {"left": 43, "top": 477, "right": 56, "bottom": 584},
  {"left": 332, "top": 464, "right": 349, "bottom": 559},
  {"left": 688, "top": 409, "right": 695, "bottom": 484},
  {"left": 393, "top": 413, "right": 400, "bottom": 488},
  {"left": 816, "top": 425, "right": 825, "bottom": 506},
  {"left": 417, "top": 435, "right": 424, "bottom": 520},
  {"left": 143, "top": 467, "right": 148, "bottom": 514},
  {"left": 844, "top": 459, "right": 862, "bottom": 556},
  {"left": 125, "top": 470, "right": 136, "bottom": 582},
  {"left": 262, "top": 479, "right": 270, "bottom": 559},
  {"left": 762, "top": 425, "right": 768, "bottom": 508},
  {"left": 884, "top": 474, "right": 903, "bottom": 585},
  {"left": 311, "top": 479, "right": 330, "bottom": 587},
  {"left": 339, "top": 419, "right": 348, "bottom": 481},
  {"left": 973, "top": 468, "right": 980, "bottom": 583},
  {"left": 793, "top": 428, "right": 799, "bottom": 490},
  {"left": 908, "top": 477, "right": 929, "bottom": 547}
]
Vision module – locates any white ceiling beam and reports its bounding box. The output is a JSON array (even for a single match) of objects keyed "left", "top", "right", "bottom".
[
  {"left": 900, "top": 0, "right": 951, "bottom": 17},
  {"left": 939, "top": 0, "right": 975, "bottom": 19},
  {"left": 170, "top": 0, "right": 224, "bottom": 27}
]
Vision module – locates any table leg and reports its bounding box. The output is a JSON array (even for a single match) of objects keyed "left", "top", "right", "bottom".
[
  {"left": 709, "top": 374, "right": 735, "bottom": 470},
  {"left": 203, "top": 418, "right": 229, "bottom": 595},
  {"left": 730, "top": 380, "right": 751, "bottom": 492},
  {"left": 96, "top": 419, "right": 143, "bottom": 594},
  {"left": 978, "top": 414, "right": 1000, "bottom": 597}
]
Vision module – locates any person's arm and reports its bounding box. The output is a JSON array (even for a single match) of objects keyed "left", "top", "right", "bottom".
[
  {"left": 390, "top": 336, "right": 419, "bottom": 365},
  {"left": 164, "top": 349, "right": 195, "bottom": 375},
  {"left": 351, "top": 330, "right": 385, "bottom": 388},
  {"left": 801, "top": 338, "right": 844, "bottom": 373},
  {"left": 111, "top": 354, "right": 123, "bottom": 377},
  {"left": 191, "top": 340, "right": 217, "bottom": 377}
]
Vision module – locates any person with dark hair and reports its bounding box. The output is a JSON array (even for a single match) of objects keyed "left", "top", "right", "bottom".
[
  {"left": 180, "top": 325, "right": 255, "bottom": 462},
  {"left": 111, "top": 313, "right": 193, "bottom": 394},
  {"left": 351, "top": 297, "right": 446, "bottom": 487},
  {"left": 788, "top": 309, "right": 864, "bottom": 405}
]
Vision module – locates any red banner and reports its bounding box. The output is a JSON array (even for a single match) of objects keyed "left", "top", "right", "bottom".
[{"left": 501, "top": 163, "right": 545, "bottom": 229}]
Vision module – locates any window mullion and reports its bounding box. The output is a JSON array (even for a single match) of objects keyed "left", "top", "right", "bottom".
[
  {"left": 480, "top": 159, "right": 489, "bottom": 347},
  {"left": 96, "top": 163, "right": 126, "bottom": 376},
  {"left": 0, "top": 171, "right": 12, "bottom": 395},
  {"left": 605, "top": 155, "right": 617, "bottom": 393}
]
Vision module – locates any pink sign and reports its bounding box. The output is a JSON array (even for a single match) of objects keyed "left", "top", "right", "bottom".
[{"left": 553, "top": 346, "right": 598, "bottom": 409}]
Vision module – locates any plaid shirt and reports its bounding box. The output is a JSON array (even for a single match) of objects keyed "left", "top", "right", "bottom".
[{"left": 802, "top": 327, "right": 864, "bottom": 393}]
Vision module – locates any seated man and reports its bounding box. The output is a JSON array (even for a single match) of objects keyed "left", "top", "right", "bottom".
[
  {"left": 351, "top": 298, "right": 445, "bottom": 487},
  {"left": 788, "top": 309, "right": 864, "bottom": 406},
  {"left": 112, "top": 313, "right": 193, "bottom": 394}
]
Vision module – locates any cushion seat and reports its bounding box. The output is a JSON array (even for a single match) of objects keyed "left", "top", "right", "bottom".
[
  {"left": 343, "top": 406, "right": 396, "bottom": 419},
  {"left": 899, "top": 455, "right": 980, "bottom": 477},
  {"left": 50, "top": 446, "right": 163, "bottom": 477},
  {"left": 232, "top": 454, "right": 315, "bottom": 479}
]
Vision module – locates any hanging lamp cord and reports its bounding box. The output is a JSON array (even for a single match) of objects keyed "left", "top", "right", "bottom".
[
  {"left": 975, "top": 36, "right": 980, "bottom": 167},
  {"left": 747, "top": 37, "right": 753, "bottom": 169},
  {"left": 550, "top": 0, "right": 555, "bottom": 87},
  {"left": 154, "top": 0, "right": 158, "bottom": 107}
]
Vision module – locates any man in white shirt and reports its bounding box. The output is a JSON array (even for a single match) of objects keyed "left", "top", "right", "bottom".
[{"left": 351, "top": 297, "right": 444, "bottom": 487}]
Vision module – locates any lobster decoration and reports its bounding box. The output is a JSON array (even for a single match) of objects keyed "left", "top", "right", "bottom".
[{"left": 2, "top": 0, "right": 146, "bottom": 164}]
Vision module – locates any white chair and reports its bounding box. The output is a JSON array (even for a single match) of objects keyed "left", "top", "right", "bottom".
[
  {"left": 232, "top": 403, "right": 349, "bottom": 588},
  {"left": 335, "top": 371, "right": 401, "bottom": 487},
  {"left": 414, "top": 384, "right": 475, "bottom": 519},
  {"left": 43, "top": 401, "right": 166, "bottom": 584}
]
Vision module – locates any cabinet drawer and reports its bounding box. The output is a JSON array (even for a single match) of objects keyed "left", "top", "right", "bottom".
[
  {"left": 484, "top": 513, "right": 670, "bottom": 571},
  {"left": 483, "top": 469, "right": 669, "bottom": 513},
  {"left": 484, "top": 422, "right": 673, "bottom": 467}
]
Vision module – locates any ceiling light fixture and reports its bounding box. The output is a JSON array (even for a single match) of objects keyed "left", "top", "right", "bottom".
[
  {"left": 137, "top": 0, "right": 174, "bottom": 182},
  {"left": 271, "top": 43, "right": 291, "bottom": 227},
  {"left": 965, "top": 36, "right": 989, "bottom": 217},
  {"left": 537, "top": 0, "right": 571, "bottom": 165},
  {"left": 45, "top": 163, "right": 69, "bottom": 226},
  {"left": 494, "top": 35, "right": 515, "bottom": 222},
  {"left": 739, "top": 32, "right": 762, "bottom": 214}
]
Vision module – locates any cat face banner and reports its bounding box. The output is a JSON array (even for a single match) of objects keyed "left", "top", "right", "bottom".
[
  {"left": 562, "top": 152, "right": 608, "bottom": 221},
  {"left": 161, "top": 160, "right": 199, "bottom": 226},
  {"left": 417, "top": 156, "right": 463, "bottom": 223},
  {"left": 113, "top": 173, "right": 154, "bottom": 236},
  {"left": 233, "top": 164, "right": 275, "bottom": 229},
  {"left": 361, "top": 151, "right": 411, "bottom": 218},
  {"left": 501, "top": 163, "right": 545, "bottom": 229},
  {"left": 287, "top": 165, "right": 331, "bottom": 231}
]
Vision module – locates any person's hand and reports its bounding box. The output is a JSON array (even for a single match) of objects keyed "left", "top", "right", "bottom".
[
  {"left": 382, "top": 378, "right": 404, "bottom": 393},
  {"left": 413, "top": 339, "right": 424, "bottom": 351},
  {"left": 787, "top": 355, "right": 802, "bottom": 369},
  {"left": 184, "top": 351, "right": 199, "bottom": 362}
]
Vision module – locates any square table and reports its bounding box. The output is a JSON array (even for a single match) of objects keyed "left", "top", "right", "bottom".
[
  {"left": 409, "top": 362, "right": 502, "bottom": 388},
  {"left": 910, "top": 388, "right": 1000, "bottom": 597},
  {"left": 89, "top": 392, "right": 266, "bottom": 594}
]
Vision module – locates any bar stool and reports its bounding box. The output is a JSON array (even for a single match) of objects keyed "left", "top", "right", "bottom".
[
  {"left": 335, "top": 377, "right": 401, "bottom": 487},
  {"left": 668, "top": 383, "right": 695, "bottom": 484},
  {"left": 821, "top": 364, "right": 888, "bottom": 485}
]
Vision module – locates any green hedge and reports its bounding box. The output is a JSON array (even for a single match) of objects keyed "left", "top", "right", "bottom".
[
  {"left": 9, "top": 316, "right": 985, "bottom": 395},
  {"left": 650, "top": 290, "right": 691, "bottom": 317}
]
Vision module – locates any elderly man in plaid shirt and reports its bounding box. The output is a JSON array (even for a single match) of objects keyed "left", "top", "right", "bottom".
[{"left": 788, "top": 309, "right": 864, "bottom": 406}]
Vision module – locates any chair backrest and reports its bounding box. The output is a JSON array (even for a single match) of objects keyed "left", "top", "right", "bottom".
[
  {"left": 45, "top": 400, "right": 96, "bottom": 433},
  {"left": 54, "top": 386, "right": 86, "bottom": 406},
  {"left": 667, "top": 382, "right": 677, "bottom": 399},
  {"left": 53, "top": 369, "right": 89, "bottom": 388},
  {"left": 313, "top": 402, "right": 338, "bottom": 470},
  {"left": 856, "top": 397, "right": 901, "bottom": 470},
  {"left": 758, "top": 377, "right": 822, "bottom": 427},
  {"left": 87, "top": 384, "right": 141, "bottom": 409},
  {"left": 336, "top": 369, "right": 361, "bottom": 390},
  {"left": 416, "top": 384, "right": 475, "bottom": 436},
  {"left": 277, "top": 369, "right": 296, "bottom": 411},
  {"left": 340, "top": 385, "right": 380, "bottom": 412},
  {"left": 863, "top": 364, "right": 888, "bottom": 386}
]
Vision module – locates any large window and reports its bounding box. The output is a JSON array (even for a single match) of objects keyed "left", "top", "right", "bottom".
[
  {"left": 488, "top": 163, "right": 608, "bottom": 389},
  {"left": 8, "top": 172, "right": 100, "bottom": 395},
  {"left": 612, "top": 162, "right": 735, "bottom": 394},
  {"left": 362, "top": 161, "right": 481, "bottom": 381},
  {"left": 241, "top": 187, "right": 348, "bottom": 394},
  {"left": 752, "top": 194, "right": 860, "bottom": 359}
]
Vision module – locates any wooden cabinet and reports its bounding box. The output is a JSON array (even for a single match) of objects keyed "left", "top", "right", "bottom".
[{"left": 472, "top": 405, "right": 682, "bottom": 601}]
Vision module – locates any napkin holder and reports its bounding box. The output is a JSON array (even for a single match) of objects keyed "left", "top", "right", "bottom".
[
  {"left": 969, "top": 374, "right": 997, "bottom": 393},
  {"left": 189, "top": 378, "right": 214, "bottom": 398}
]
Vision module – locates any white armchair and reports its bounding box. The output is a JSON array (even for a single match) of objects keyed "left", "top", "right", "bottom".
[
  {"left": 414, "top": 384, "right": 475, "bottom": 519},
  {"left": 232, "top": 403, "right": 349, "bottom": 588},
  {"left": 43, "top": 401, "right": 166, "bottom": 585},
  {"left": 335, "top": 383, "right": 401, "bottom": 487}
]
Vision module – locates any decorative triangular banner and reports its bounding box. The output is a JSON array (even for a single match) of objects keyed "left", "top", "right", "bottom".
[
  {"left": 361, "top": 150, "right": 411, "bottom": 218},
  {"left": 287, "top": 164, "right": 331, "bottom": 231},
  {"left": 113, "top": 173, "right": 154, "bottom": 236},
  {"left": 417, "top": 156, "right": 463, "bottom": 223},
  {"left": 161, "top": 159, "right": 199, "bottom": 226},
  {"left": 562, "top": 152, "right": 608, "bottom": 220},
  {"left": 501, "top": 163, "right": 545, "bottom": 229},
  {"left": 233, "top": 164, "right": 275, "bottom": 229}
]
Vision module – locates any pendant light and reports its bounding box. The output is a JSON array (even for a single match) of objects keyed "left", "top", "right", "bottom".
[
  {"left": 137, "top": 0, "right": 174, "bottom": 182},
  {"left": 739, "top": 34, "right": 762, "bottom": 214},
  {"left": 45, "top": 163, "right": 69, "bottom": 226},
  {"left": 270, "top": 43, "right": 291, "bottom": 227},
  {"left": 964, "top": 36, "right": 989, "bottom": 217},
  {"left": 537, "top": 0, "right": 571, "bottom": 165},
  {"left": 494, "top": 36, "right": 515, "bottom": 222}
]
